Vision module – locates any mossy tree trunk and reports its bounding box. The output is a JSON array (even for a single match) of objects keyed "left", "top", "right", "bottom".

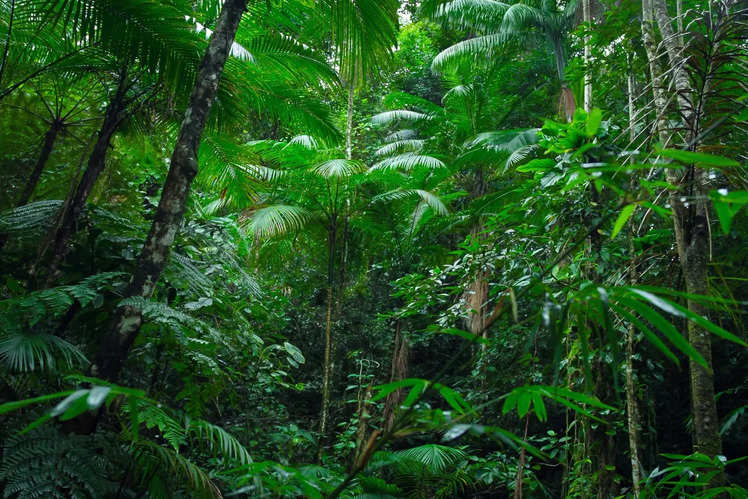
[{"left": 96, "top": 0, "right": 249, "bottom": 381}]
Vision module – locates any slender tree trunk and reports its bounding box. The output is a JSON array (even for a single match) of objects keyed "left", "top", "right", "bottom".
[
  {"left": 626, "top": 228, "right": 643, "bottom": 498},
  {"left": 345, "top": 84, "right": 354, "bottom": 161},
  {"left": 641, "top": 0, "right": 669, "bottom": 145},
  {"left": 650, "top": 0, "right": 724, "bottom": 475},
  {"left": 45, "top": 69, "right": 128, "bottom": 282},
  {"left": 0, "top": 120, "right": 62, "bottom": 251},
  {"left": 382, "top": 320, "right": 408, "bottom": 432},
  {"left": 625, "top": 73, "right": 643, "bottom": 497},
  {"left": 319, "top": 222, "right": 337, "bottom": 442},
  {"left": 18, "top": 121, "right": 61, "bottom": 206},
  {"left": 627, "top": 64, "right": 636, "bottom": 145},
  {"left": 582, "top": 0, "right": 592, "bottom": 112},
  {"left": 95, "top": 0, "right": 249, "bottom": 382}
]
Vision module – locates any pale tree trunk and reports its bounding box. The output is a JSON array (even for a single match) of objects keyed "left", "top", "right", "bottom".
[
  {"left": 582, "top": 0, "right": 592, "bottom": 112},
  {"left": 641, "top": 0, "right": 669, "bottom": 145},
  {"left": 96, "top": 0, "right": 249, "bottom": 382},
  {"left": 319, "top": 222, "right": 337, "bottom": 444},
  {"left": 650, "top": 0, "right": 724, "bottom": 476},
  {"left": 44, "top": 69, "right": 128, "bottom": 283},
  {"left": 626, "top": 229, "right": 643, "bottom": 498},
  {"left": 627, "top": 64, "right": 636, "bottom": 145},
  {"left": 625, "top": 69, "right": 643, "bottom": 499}
]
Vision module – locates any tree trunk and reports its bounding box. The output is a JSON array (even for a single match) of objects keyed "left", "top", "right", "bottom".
[
  {"left": 319, "top": 222, "right": 337, "bottom": 442},
  {"left": 95, "top": 0, "right": 249, "bottom": 382},
  {"left": 626, "top": 225, "right": 643, "bottom": 498},
  {"left": 641, "top": 0, "right": 669, "bottom": 145},
  {"left": 650, "top": 0, "right": 724, "bottom": 474},
  {"left": 0, "top": 120, "right": 62, "bottom": 251},
  {"left": 382, "top": 320, "right": 408, "bottom": 433},
  {"left": 18, "top": 121, "right": 61, "bottom": 206},
  {"left": 582, "top": 0, "right": 592, "bottom": 112},
  {"left": 45, "top": 69, "right": 128, "bottom": 283}
]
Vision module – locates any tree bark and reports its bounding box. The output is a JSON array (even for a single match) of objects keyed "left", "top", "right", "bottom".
[
  {"left": 18, "top": 121, "right": 61, "bottom": 206},
  {"left": 641, "top": 0, "right": 669, "bottom": 145},
  {"left": 382, "top": 320, "right": 408, "bottom": 433},
  {"left": 650, "top": 0, "right": 724, "bottom": 473},
  {"left": 582, "top": 0, "right": 592, "bottom": 112},
  {"left": 319, "top": 221, "right": 337, "bottom": 442},
  {"left": 45, "top": 69, "right": 128, "bottom": 282},
  {"left": 626, "top": 224, "right": 643, "bottom": 498},
  {"left": 95, "top": 0, "right": 249, "bottom": 382}
]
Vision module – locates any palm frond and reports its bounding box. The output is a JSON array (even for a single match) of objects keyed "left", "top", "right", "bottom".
[
  {"left": 246, "top": 205, "right": 311, "bottom": 238},
  {"left": 313, "top": 158, "right": 366, "bottom": 178},
  {"left": 374, "top": 139, "right": 425, "bottom": 156},
  {"left": 393, "top": 444, "right": 468, "bottom": 474},
  {"left": 432, "top": 32, "right": 515, "bottom": 70},
  {"left": 371, "top": 109, "right": 432, "bottom": 125},
  {"left": 372, "top": 189, "right": 449, "bottom": 215},
  {"left": 370, "top": 153, "right": 446, "bottom": 172},
  {"left": 0, "top": 332, "right": 88, "bottom": 372}
]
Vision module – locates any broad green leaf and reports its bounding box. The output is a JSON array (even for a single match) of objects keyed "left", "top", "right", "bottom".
[
  {"left": 657, "top": 149, "right": 739, "bottom": 167},
  {"left": 585, "top": 108, "right": 603, "bottom": 137},
  {"left": 611, "top": 204, "right": 636, "bottom": 239},
  {"left": 283, "top": 342, "right": 305, "bottom": 364},
  {"left": 531, "top": 392, "right": 547, "bottom": 422},
  {"left": 517, "top": 390, "right": 532, "bottom": 417}
]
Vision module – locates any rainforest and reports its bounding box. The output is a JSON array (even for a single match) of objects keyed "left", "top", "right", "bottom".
[{"left": 0, "top": 0, "right": 746, "bottom": 497}]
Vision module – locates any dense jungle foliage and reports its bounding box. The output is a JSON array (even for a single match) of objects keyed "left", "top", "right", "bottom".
[{"left": 0, "top": 0, "right": 747, "bottom": 496}]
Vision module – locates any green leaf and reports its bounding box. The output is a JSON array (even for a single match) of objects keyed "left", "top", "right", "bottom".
[
  {"left": 434, "top": 327, "right": 487, "bottom": 344},
  {"left": 531, "top": 392, "right": 547, "bottom": 422},
  {"left": 283, "top": 342, "right": 305, "bottom": 364},
  {"left": 622, "top": 297, "right": 707, "bottom": 368},
  {"left": 50, "top": 389, "right": 90, "bottom": 420},
  {"left": 0, "top": 390, "right": 74, "bottom": 414},
  {"left": 517, "top": 390, "right": 531, "bottom": 418},
  {"left": 609, "top": 303, "right": 679, "bottom": 366},
  {"left": 87, "top": 386, "right": 111, "bottom": 409},
  {"left": 657, "top": 149, "right": 739, "bottom": 167},
  {"left": 710, "top": 190, "right": 748, "bottom": 235},
  {"left": 661, "top": 299, "right": 748, "bottom": 348},
  {"left": 585, "top": 108, "right": 603, "bottom": 137},
  {"left": 611, "top": 204, "right": 636, "bottom": 239}
]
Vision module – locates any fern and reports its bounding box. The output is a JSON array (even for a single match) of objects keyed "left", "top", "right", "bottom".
[
  {"left": 0, "top": 426, "right": 118, "bottom": 499},
  {"left": 0, "top": 200, "right": 63, "bottom": 235},
  {"left": 190, "top": 420, "right": 253, "bottom": 465}
]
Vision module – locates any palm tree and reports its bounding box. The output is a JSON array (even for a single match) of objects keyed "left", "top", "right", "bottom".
[
  {"left": 425, "top": 0, "right": 580, "bottom": 118},
  {"left": 97, "top": 0, "right": 400, "bottom": 385}
]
